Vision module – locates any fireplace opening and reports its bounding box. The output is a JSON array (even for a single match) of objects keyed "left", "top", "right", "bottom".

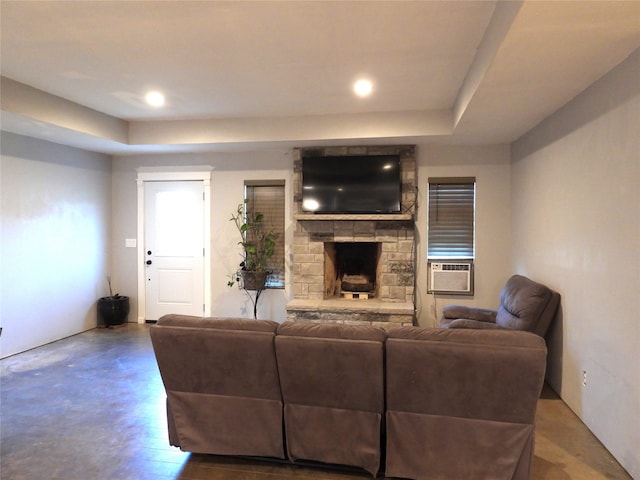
[{"left": 324, "top": 242, "right": 381, "bottom": 299}]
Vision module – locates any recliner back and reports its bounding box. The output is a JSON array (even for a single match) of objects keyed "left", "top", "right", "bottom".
[
  {"left": 150, "top": 315, "right": 285, "bottom": 459},
  {"left": 275, "top": 321, "right": 386, "bottom": 476},
  {"left": 496, "top": 274, "right": 561, "bottom": 337},
  {"left": 385, "top": 326, "right": 547, "bottom": 480}
]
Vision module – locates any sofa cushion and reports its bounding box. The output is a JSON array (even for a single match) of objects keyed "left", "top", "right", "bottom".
[
  {"left": 386, "top": 327, "right": 547, "bottom": 424},
  {"left": 276, "top": 320, "right": 387, "bottom": 342},
  {"left": 388, "top": 325, "right": 542, "bottom": 349},
  {"left": 276, "top": 324, "right": 386, "bottom": 412}
]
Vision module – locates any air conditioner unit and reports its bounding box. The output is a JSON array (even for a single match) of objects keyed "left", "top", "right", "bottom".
[{"left": 428, "top": 261, "right": 473, "bottom": 295}]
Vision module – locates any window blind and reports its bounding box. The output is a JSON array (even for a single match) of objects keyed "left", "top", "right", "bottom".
[
  {"left": 245, "top": 182, "right": 285, "bottom": 288},
  {"left": 427, "top": 177, "right": 475, "bottom": 259}
]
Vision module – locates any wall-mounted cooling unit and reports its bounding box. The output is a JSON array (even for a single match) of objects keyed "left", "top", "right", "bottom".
[{"left": 428, "top": 261, "right": 474, "bottom": 295}]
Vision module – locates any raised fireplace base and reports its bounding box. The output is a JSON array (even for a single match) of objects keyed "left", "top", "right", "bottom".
[{"left": 286, "top": 298, "right": 415, "bottom": 330}]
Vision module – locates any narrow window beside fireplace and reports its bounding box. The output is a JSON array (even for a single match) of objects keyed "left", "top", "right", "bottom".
[{"left": 245, "top": 181, "right": 285, "bottom": 288}]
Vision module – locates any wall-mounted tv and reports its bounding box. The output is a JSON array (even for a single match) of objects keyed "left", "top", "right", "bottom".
[{"left": 302, "top": 155, "right": 402, "bottom": 214}]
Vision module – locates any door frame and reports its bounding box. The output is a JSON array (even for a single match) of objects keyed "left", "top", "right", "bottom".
[{"left": 136, "top": 168, "right": 212, "bottom": 324}]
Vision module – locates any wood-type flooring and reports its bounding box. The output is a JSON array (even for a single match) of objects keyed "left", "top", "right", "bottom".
[{"left": 0, "top": 325, "right": 632, "bottom": 480}]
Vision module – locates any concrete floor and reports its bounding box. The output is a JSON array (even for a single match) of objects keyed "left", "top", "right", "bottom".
[{"left": 0, "top": 324, "right": 631, "bottom": 480}]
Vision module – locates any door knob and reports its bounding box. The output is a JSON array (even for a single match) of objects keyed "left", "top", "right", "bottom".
[{"left": 146, "top": 260, "right": 152, "bottom": 265}]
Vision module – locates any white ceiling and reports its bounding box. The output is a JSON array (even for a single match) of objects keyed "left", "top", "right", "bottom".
[{"left": 1, "top": 0, "right": 639, "bottom": 154}]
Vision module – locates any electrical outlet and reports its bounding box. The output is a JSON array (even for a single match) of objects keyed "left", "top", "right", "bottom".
[{"left": 582, "top": 370, "right": 588, "bottom": 387}]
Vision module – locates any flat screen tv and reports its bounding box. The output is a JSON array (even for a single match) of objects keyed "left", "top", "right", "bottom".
[{"left": 302, "top": 155, "right": 401, "bottom": 214}]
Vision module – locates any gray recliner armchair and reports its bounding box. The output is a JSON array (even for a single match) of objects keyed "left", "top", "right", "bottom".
[{"left": 440, "top": 274, "right": 560, "bottom": 338}]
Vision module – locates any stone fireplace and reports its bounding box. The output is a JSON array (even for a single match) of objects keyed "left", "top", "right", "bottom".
[{"left": 286, "top": 145, "right": 417, "bottom": 329}]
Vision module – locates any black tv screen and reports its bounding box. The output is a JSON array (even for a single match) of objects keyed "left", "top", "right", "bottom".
[{"left": 302, "top": 155, "right": 401, "bottom": 213}]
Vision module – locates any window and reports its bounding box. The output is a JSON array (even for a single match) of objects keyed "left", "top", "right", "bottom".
[
  {"left": 244, "top": 181, "right": 285, "bottom": 288},
  {"left": 427, "top": 177, "right": 475, "bottom": 259}
]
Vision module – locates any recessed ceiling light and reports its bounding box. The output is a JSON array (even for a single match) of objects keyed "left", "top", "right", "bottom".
[
  {"left": 353, "top": 79, "right": 373, "bottom": 97},
  {"left": 145, "top": 91, "right": 165, "bottom": 107}
]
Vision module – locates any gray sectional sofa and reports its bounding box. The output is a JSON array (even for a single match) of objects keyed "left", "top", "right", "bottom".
[{"left": 150, "top": 315, "right": 547, "bottom": 480}]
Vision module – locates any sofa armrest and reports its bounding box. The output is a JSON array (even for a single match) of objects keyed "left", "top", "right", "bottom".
[
  {"left": 442, "top": 305, "right": 497, "bottom": 322},
  {"left": 446, "top": 319, "right": 504, "bottom": 330}
]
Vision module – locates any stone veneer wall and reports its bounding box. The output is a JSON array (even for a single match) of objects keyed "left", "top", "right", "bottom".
[
  {"left": 293, "top": 145, "right": 417, "bottom": 217},
  {"left": 284, "top": 300, "right": 416, "bottom": 329},
  {"left": 292, "top": 220, "right": 415, "bottom": 302},
  {"left": 291, "top": 146, "right": 417, "bottom": 305}
]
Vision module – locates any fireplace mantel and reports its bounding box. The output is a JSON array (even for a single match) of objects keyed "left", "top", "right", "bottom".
[{"left": 295, "top": 213, "right": 413, "bottom": 221}]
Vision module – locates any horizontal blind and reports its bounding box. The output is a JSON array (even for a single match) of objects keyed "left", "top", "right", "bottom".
[
  {"left": 245, "top": 183, "right": 285, "bottom": 288},
  {"left": 428, "top": 178, "right": 475, "bottom": 259}
]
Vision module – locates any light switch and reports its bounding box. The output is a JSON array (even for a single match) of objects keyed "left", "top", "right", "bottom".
[{"left": 125, "top": 238, "right": 137, "bottom": 248}]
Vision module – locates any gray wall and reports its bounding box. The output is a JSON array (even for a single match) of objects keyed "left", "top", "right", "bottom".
[
  {"left": 415, "top": 144, "right": 512, "bottom": 326},
  {"left": 1, "top": 132, "right": 111, "bottom": 358},
  {"left": 511, "top": 49, "right": 639, "bottom": 477},
  {"left": 109, "top": 144, "right": 513, "bottom": 328},
  {"left": 111, "top": 150, "right": 295, "bottom": 322}
]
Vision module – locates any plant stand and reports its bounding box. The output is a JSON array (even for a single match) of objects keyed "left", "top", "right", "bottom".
[{"left": 240, "top": 271, "right": 268, "bottom": 319}]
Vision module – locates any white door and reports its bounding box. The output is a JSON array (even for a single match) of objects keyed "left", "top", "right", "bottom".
[{"left": 144, "top": 181, "right": 204, "bottom": 320}]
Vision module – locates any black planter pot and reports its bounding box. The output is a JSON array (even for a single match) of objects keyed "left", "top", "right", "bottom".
[
  {"left": 240, "top": 270, "right": 268, "bottom": 291},
  {"left": 97, "top": 296, "right": 130, "bottom": 327}
]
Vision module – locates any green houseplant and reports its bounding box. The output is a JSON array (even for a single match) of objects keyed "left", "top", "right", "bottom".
[{"left": 228, "top": 201, "right": 278, "bottom": 318}]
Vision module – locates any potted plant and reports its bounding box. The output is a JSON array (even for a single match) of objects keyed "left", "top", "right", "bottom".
[
  {"left": 228, "top": 201, "right": 278, "bottom": 318},
  {"left": 97, "top": 276, "right": 130, "bottom": 327}
]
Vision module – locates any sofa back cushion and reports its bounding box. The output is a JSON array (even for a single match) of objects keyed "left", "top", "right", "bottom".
[
  {"left": 150, "top": 315, "right": 284, "bottom": 458},
  {"left": 152, "top": 316, "right": 281, "bottom": 401},
  {"left": 386, "top": 327, "right": 547, "bottom": 424},
  {"left": 275, "top": 322, "right": 386, "bottom": 411},
  {"left": 276, "top": 320, "right": 387, "bottom": 342},
  {"left": 275, "top": 321, "right": 386, "bottom": 475},
  {"left": 385, "top": 326, "right": 546, "bottom": 480},
  {"left": 156, "top": 314, "right": 279, "bottom": 332}
]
